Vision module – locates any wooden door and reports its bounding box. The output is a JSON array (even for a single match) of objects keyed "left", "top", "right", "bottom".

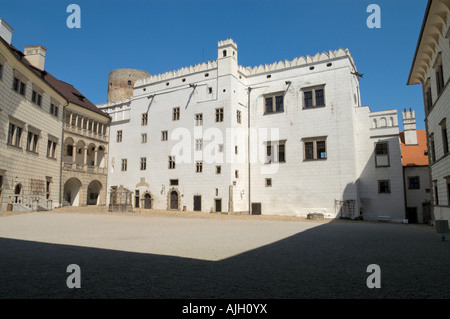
[
  {"left": 170, "top": 191, "right": 178, "bottom": 210},
  {"left": 194, "top": 196, "right": 201, "bottom": 211}
]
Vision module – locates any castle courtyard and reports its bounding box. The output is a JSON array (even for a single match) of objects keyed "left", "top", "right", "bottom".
[{"left": 0, "top": 206, "right": 449, "bottom": 299}]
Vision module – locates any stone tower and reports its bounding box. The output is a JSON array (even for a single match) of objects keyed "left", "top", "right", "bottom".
[{"left": 107, "top": 68, "right": 151, "bottom": 103}]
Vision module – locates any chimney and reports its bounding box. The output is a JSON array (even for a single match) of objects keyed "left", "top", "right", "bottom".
[
  {"left": 0, "top": 18, "right": 13, "bottom": 45},
  {"left": 402, "top": 108, "right": 418, "bottom": 145},
  {"left": 24, "top": 45, "right": 47, "bottom": 71}
]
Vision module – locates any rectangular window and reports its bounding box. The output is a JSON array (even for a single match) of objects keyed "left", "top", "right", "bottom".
[
  {"left": 378, "top": 180, "right": 391, "bottom": 194},
  {"left": 169, "top": 156, "right": 175, "bottom": 169},
  {"left": 408, "top": 176, "right": 420, "bottom": 189},
  {"left": 447, "top": 180, "right": 450, "bottom": 207},
  {"left": 140, "top": 157, "right": 147, "bottom": 171},
  {"left": 264, "top": 93, "right": 284, "bottom": 114},
  {"left": 161, "top": 130, "right": 168, "bottom": 141},
  {"left": 0, "top": 63, "right": 3, "bottom": 80},
  {"left": 434, "top": 181, "right": 439, "bottom": 205},
  {"left": 13, "top": 77, "right": 26, "bottom": 96},
  {"left": 430, "top": 134, "right": 436, "bottom": 162},
  {"left": 216, "top": 166, "right": 221, "bottom": 174},
  {"left": 303, "top": 138, "right": 327, "bottom": 161},
  {"left": 67, "top": 144, "right": 73, "bottom": 157},
  {"left": 32, "top": 90, "right": 42, "bottom": 106},
  {"left": 237, "top": 110, "right": 241, "bottom": 124},
  {"left": 441, "top": 121, "right": 449, "bottom": 155},
  {"left": 215, "top": 108, "right": 224, "bottom": 122},
  {"left": 235, "top": 145, "right": 238, "bottom": 155},
  {"left": 141, "top": 133, "right": 147, "bottom": 144},
  {"left": 117, "top": 130, "right": 122, "bottom": 143},
  {"left": 265, "top": 178, "right": 272, "bottom": 187},
  {"left": 7, "top": 123, "right": 23, "bottom": 148},
  {"left": 436, "top": 61, "right": 445, "bottom": 96},
  {"left": 218, "top": 144, "right": 224, "bottom": 153},
  {"left": 173, "top": 107, "right": 180, "bottom": 121},
  {"left": 375, "top": 142, "right": 389, "bottom": 167},
  {"left": 235, "top": 170, "right": 239, "bottom": 178},
  {"left": 195, "top": 139, "right": 203, "bottom": 151},
  {"left": 196, "top": 161, "right": 203, "bottom": 173},
  {"left": 47, "top": 140, "right": 57, "bottom": 158},
  {"left": 27, "top": 132, "right": 39, "bottom": 153},
  {"left": 424, "top": 85, "right": 433, "bottom": 113},
  {"left": 170, "top": 179, "right": 179, "bottom": 186},
  {"left": 266, "top": 140, "right": 286, "bottom": 163},
  {"left": 195, "top": 113, "right": 203, "bottom": 126},
  {"left": 50, "top": 103, "right": 59, "bottom": 117},
  {"left": 302, "top": 85, "right": 326, "bottom": 108},
  {"left": 121, "top": 159, "right": 127, "bottom": 171},
  {"left": 141, "top": 113, "right": 148, "bottom": 126}
]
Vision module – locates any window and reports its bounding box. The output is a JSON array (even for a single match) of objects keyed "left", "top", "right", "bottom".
[
  {"left": 140, "top": 157, "right": 147, "bottom": 171},
  {"left": 216, "top": 166, "right": 221, "bottom": 174},
  {"left": 374, "top": 142, "right": 389, "bottom": 167},
  {"left": 237, "top": 110, "right": 241, "bottom": 123},
  {"left": 32, "top": 90, "right": 42, "bottom": 106},
  {"left": 303, "top": 138, "right": 327, "bottom": 161},
  {"left": 434, "top": 181, "right": 439, "bottom": 205},
  {"left": 13, "top": 77, "right": 26, "bottom": 96},
  {"left": 235, "top": 145, "right": 238, "bottom": 155},
  {"left": 266, "top": 140, "right": 286, "bottom": 163},
  {"left": 47, "top": 140, "right": 57, "bottom": 158},
  {"left": 50, "top": 104, "right": 59, "bottom": 117},
  {"left": 208, "top": 87, "right": 213, "bottom": 94},
  {"left": 408, "top": 176, "right": 420, "bottom": 189},
  {"left": 302, "top": 85, "right": 326, "bottom": 108},
  {"left": 235, "top": 170, "right": 239, "bottom": 178},
  {"left": 215, "top": 108, "right": 224, "bottom": 122},
  {"left": 170, "top": 179, "right": 179, "bottom": 186},
  {"left": 67, "top": 144, "right": 73, "bottom": 157},
  {"left": 378, "top": 180, "right": 391, "bottom": 194},
  {"left": 195, "top": 139, "right": 203, "bottom": 151},
  {"left": 172, "top": 107, "right": 180, "bottom": 121},
  {"left": 0, "top": 63, "right": 3, "bottom": 80},
  {"left": 141, "top": 113, "right": 148, "bottom": 126},
  {"left": 121, "top": 159, "right": 127, "bottom": 171},
  {"left": 430, "top": 134, "right": 436, "bottom": 162},
  {"left": 196, "top": 161, "right": 203, "bottom": 173},
  {"left": 169, "top": 156, "right": 175, "bottom": 169},
  {"left": 161, "top": 131, "right": 168, "bottom": 141},
  {"left": 218, "top": 144, "right": 224, "bottom": 153},
  {"left": 265, "top": 178, "right": 272, "bottom": 187},
  {"left": 424, "top": 81, "right": 433, "bottom": 112},
  {"left": 7, "top": 123, "right": 22, "bottom": 148},
  {"left": 117, "top": 130, "right": 122, "bottom": 143},
  {"left": 441, "top": 119, "right": 449, "bottom": 155},
  {"left": 435, "top": 54, "right": 445, "bottom": 97},
  {"left": 195, "top": 113, "right": 203, "bottom": 126},
  {"left": 264, "top": 93, "right": 284, "bottom": 114},
  {"left": 447, "top": 179, "right": 450, "bottom": 207},
  {"left": 141, "top": 133, "right": 147, "bottom": 144},
  {"left": 26, "top": 131, "right": 39, "bottom": 153}
]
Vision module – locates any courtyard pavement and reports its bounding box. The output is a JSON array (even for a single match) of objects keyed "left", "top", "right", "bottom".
[{"left": 0, "top": 207, "right": 449, "bottom": 299}]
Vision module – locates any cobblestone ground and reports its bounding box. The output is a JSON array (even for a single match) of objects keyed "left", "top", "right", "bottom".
[{"left": 0, "top": 206, "right": 448, "bottom": 299}]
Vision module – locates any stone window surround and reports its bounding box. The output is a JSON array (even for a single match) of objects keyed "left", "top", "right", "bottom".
[
  {"left": 302, "top": 84, "right": 326, "bottom": 109},
  {"left": 302, "top": 137, "right": 327, "bottom": 161}
]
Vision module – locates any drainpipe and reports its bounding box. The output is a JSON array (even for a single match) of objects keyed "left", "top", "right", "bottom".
[
  {"left": 59, "top": 102, "right": 69, "bottom": 207},
  {"left": 247, "top": 87, "right": 252, "bottom": 215}
]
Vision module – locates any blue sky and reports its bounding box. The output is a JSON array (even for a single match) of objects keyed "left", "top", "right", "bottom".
[{"left": 0, "top": 0, "right": 428, "bottom": 130}]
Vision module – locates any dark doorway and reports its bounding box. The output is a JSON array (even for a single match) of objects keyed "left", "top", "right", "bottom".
[
  {"left": 406, "top": 207, "right": 418, "bottom": 224},
  {"left": 193, "top": 195, "right": 201, "bottom": 211},
  {"left": 422, "top": 202, "right": 431, "bottom": 224},
  {"left": 215, "top": 199, "right": 222, "bottom": 213},
  {"left": 170, "top": 191, "right": 178, "bottom": 210},
  {"left": 144, "top": 193, "right": 151, "bottom": 209},
  {"left": 252, "top": 202, "right": 262, "bottom": 215},
  {"left": 14, "top": 184, "right": 21, "bottom": 203}
]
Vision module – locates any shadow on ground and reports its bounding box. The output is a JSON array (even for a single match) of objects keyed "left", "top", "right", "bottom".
[{"left": 0, "top": 219, "right": 449, "bottom": 299}]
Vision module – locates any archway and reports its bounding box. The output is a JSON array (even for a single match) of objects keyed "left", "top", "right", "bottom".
[
  {"left": 97, "top": 146, "right": 106, "bottom": 168},
  {"left": 75, "top": 140, "right": 86, "bottom": 165},
  {"left": 63, "top": 178, "right": 81, "bottom": 206},
  {"left": 87, "top": 180, "right": 102, "bottom": 205},
  {"left": 87, "top": 143, "right": 96, "bottom": 167}
]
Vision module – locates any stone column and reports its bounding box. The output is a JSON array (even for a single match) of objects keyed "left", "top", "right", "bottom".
[
  {"left": 69, "top": 112, "right": 73, "bottom": 126},
  {"left": 94, "top": 148, "right": 98, "bottom": 172},
  {"left": 83, "top": 146, "right": 88, "bottom": 170},
  {"left": 71, "top": 143, "right": 76, "bottom": 169}
]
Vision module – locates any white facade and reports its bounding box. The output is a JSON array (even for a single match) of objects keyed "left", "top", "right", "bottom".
[
  {"left": 99, "top": 39, "right": 405, "bottom": 221},
  {"left": 408, "top": 0, "right": 450, "bottom": 225}
]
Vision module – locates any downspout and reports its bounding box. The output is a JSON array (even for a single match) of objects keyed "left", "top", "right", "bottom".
[
  {"left": 59, "top": 102, "right": 69, "bottom": 207},
  {"left": 247, "top": 87, "right": 252, "bottom": 215}
]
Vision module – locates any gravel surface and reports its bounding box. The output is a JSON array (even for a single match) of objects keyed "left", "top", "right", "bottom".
[{"left": 0, "top": 206, "right": 448, "bottom": 299}]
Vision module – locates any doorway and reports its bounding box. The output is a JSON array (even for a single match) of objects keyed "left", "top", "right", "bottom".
[
  {"left": 194, "top": 195, "right": 201, "bottom": 211},
  {"left": 406, "top": 207, "right": 418, "bottom": 224},
  {"left": 170, "top": 190, "right": 178, "bottom": 210},
  {"left": 144, "top": 193, "right": 152, "bottom": 209},
  {"left": 215, "top": 199, "right": 222, "bottom": 213}
]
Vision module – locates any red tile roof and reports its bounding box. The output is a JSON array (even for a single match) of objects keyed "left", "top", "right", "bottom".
[
  {"left": 2, "top": 37, "right": 109, "bottom": 118},
  {"left": 400, "top": 130, "right": 429, "bottom": 167}
]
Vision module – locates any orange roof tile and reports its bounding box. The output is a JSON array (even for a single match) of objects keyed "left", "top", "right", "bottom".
[{"left": 400, "top": 130, "right": 429, "bottom": 167}]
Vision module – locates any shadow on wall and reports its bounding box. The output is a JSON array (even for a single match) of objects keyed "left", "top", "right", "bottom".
[{"left": 0, "top": 220, "right": 447, "bottom": 299}]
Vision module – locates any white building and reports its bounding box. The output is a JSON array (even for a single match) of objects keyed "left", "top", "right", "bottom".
[
  {"left": 99, "top": 39, "right": 405, "bottom": 222},
  {"left": 408, "top": 0, "right": 450, "bottom": 226}
]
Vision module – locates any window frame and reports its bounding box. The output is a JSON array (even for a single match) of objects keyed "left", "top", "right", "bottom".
[
  {"left": 140, "top": 157, "right": 147, "bottom": 171},
  {"left": 408, "top": 176, "right": 420, "bottom": 190},
  {"left": 265, "top": 178, "right": 272, "bottom": 187},
  {"left": 121, "top": 159, "right": 128, "bottom": 172},
  {"left": 141, "top": 113, "right": 148, "bottom": 126},
  {"left": 116, "top": 130, "right": 123, "bottom": 143},
  {"left": 196, "top": 161, "right": 203, "bottom": 173},
  {"left": 172, "top": 107, "right": 180, "bottom": 121},
  {"left": 264, "top": 92, "right": 284, "bottom": 115},
  {"left": 302, "top": 85, "right": 326, "bottom": 109},
  {"left": 302, "top": 137, "right": 327, "bottom": 161},
  {"left": 7, "top": 122, "right": 23, "bottom": 148},
  {"left": 168, "top": 156, "right": 176, "bottom": 169},
  {"left": 215, "top": 108, "right": 224, "bottom": 122},
  {"left": 195, "top": 113, "right": 203, "bottom": 126},
  {"left": 161, "top": 130, "right": 168, "bottom": 141},
  {"left": 378, "top": 180, "right": 391, "bottom": 194},
  {"left": 374, "top": 141, "right": 390, "bottom": 167},
  {"left": 265, "top": 140, "right": 287, "bottom": 164}
]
